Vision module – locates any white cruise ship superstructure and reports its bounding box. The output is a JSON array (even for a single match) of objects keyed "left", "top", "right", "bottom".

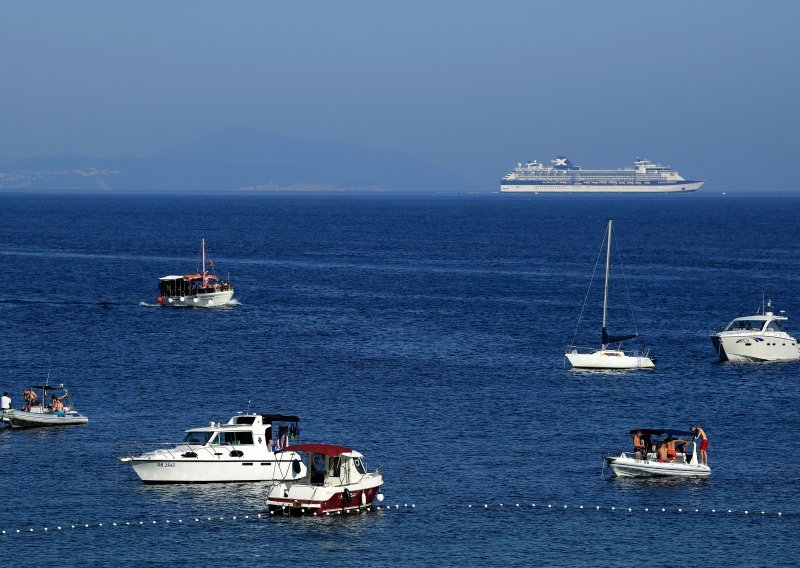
[{"left": 500, "top": 157, "right": 703, "bottom": 193}]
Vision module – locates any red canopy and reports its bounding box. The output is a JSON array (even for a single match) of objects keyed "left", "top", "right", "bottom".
[{"left": 282, "top": 443, "right": 352, "bottom": 456}]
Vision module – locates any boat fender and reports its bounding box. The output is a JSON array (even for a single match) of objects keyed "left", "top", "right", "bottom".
[
  {"left": 156, "top": 296, "right": 163, "bottom": 303},
  {"left": 292, "top": 459, "right": 302, "bottom": 474},
  {"left": 343, "top": 488, "right": 353, "bottom": 504},
  {"left": 361, "top": 492, "right": 367, "bottom": 506}
]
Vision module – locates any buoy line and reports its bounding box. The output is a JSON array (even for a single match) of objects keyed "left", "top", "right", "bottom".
[
  {"left": 0, "top": 503, "right": 416, "bottom": 538},
  {"left": 466, "top": 502, "right": 789, "bottom": 517}
]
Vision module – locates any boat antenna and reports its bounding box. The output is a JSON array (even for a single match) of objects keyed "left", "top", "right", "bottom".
[{"left": 247, "top": 399, "right": 252, "bottom": 414}]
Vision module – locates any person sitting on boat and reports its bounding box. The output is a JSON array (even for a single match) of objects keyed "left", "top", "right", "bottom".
[
  {"left": 632, "top": 431, "right": 645, "bottom": 460},
  {"left": 268, "top": 438, "right": 278, "bottom": 452},
  {"left": 51, "top": 393, "right": 66, "bottom": 414},
  {"left": 1, "top": 392, "right": 10, "bottom": 411},
  {"left": 22, "top": 389, "right": 37, "bottom": 411}
]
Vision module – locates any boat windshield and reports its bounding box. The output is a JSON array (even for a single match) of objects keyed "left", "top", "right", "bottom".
[
  {"left": 725, "top": 319, "right": 765, "bottom": 332},
  {"left": 182, "top": 431, "right": 215, "bottom": 445},
  {"left": 353, "top": 457, "right": 367, "bottom": 474},
  {"left": 765, "top": 320, "right": 785, "bottom": 332}
]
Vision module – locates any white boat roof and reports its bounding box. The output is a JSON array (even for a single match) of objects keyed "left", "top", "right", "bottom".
[
  {"left": 731, "top": 313, "right": 787, "bottom": 321},
  {"left": 159, "top": 275, "right": 186, "bottom": 281}
]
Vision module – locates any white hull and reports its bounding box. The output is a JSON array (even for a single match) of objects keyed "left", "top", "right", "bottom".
[
  {"left": 120, "top": 447, "right": 305, "bottom": 483},
  {"left": 501, "top": 181, "right": 703, "bottom": 193},
  {"left": 2, "top": 409, "right": 88, "bottom": 428},
  {"left": 566, "top": 349, "right": 654, "bottom": 370},
  {"left": 164, "top": 289, "right": 234, "bottom": 307},
  {"left": 606, "top": 454, "right": 710, "bottom": 478},
  {"left": 267, "top": 474, "right": 384, "bottom": 515},
  {"left": 711, "top": 333, "right": 800, "bottom": 363}
]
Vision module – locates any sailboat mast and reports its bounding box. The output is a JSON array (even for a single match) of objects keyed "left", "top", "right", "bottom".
[
  {"left": 602, "top": 220, "right": 612, "bottom": 344},
  {"left": 202, "top": 239, "right": 207, "bottom": 288}
]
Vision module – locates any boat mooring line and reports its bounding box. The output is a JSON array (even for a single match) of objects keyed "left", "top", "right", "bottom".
[
  {"left": 467, "top": 503, "right": 790, "bottom": 517},
  {"left": 0, "top": 503, "right": 416, "bottom": 538}
]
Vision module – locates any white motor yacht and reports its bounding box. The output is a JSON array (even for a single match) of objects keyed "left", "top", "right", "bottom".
[
  {"left": 118, "top": 413, "right": 306, "bottom": 484},
  {"left": 710, "top": 301, "right": 799, "bottom": 363},
  {"left": 605, "top": 428, "right": 711, "bottom": 478},
  {"left": 267, "top": 443, "right": 384, "bottom": 516}
]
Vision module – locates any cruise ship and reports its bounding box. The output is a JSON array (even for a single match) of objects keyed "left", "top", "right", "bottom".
[{"left": 500, "top": 157, "right": 703, "bottom": 193}]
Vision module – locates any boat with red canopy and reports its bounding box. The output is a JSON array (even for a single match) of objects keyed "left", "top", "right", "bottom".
[{"left": 266, "top": 443, "right": 384, "bottom": 516}]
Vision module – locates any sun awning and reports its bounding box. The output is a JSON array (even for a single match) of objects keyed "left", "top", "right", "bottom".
[{"left": 280, "top": 443, "right": 352, "bottom": 456}]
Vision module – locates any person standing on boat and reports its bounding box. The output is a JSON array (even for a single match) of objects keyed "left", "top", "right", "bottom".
[
  {"left": 22, "top": 389, "right": 37, "bottom": 411},
  {"left": 690, "top": 425, "right": 709, "bottom": 466},
  {"left": 1, "top": 392, "right": 10, "bottom": 410},
  {"left": 632, "top": 431, "right": 645, "bottom": 460}
]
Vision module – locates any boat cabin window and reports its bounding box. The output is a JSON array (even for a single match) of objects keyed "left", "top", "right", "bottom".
[
  {"left": 353, "top": 457, "right": 367, "bottom": 475},
  {"left": 235, "top": 416, "right": 255, "bottom": 425},
  {"left": 216, "top": 431, "right": 254, "bottom": 445},
  {"left": 766, "top": 320, "right": 784, "bottom": 332},
  {"left": 726, "top": 319, "right": 764, "bottom": 331},
  {"left": 182, "top": 431, "right": 214, "bottom": 445},
  {"left": 330, "top": 457, "right": 341, "bottom": 477}
]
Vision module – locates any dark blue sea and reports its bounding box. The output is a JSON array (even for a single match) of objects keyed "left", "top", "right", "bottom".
[{"left": 0, "top": 192, "right": 798, "bottom": 566}]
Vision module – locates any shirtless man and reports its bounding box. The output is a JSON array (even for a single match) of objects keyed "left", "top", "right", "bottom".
[
  {"left": 690, "top": 425, "right": 709, "bottom": 466},
  {"left": 632, "top": 431, "right": 645, "bottom": 460},
  {"left": 657, "top": 441, "right": 669, "bottom": 462},
  {"left": 51, "top": 393, "right": 66, "bottom": 413},
  {"left": 22, "top": 389, "right": 37, "bottom": 411},
  {"left": 664, "top": 437, "right": 689, "bottom": 462}
]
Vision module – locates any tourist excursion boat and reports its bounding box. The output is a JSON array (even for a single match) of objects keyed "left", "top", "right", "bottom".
[
  {"left": 565, "top": 220, "right": 654, "bottom": 369},
  {"left": 1, "top": 384, "right": 88, "bottom": 429},
  {"left": 118, "top": 413, "right": 306, "bottom": 484},
  {"left": 156, "top": 239, "right": 234, "bottom": 307},
  {"left": 604, "top": 428, "right": 711, "bottom": 478},
  {"left": 266, "top": 443, "right": 384, "bottom": 516},
  {"left": 710, "top": 299, "right": 799, "bottom": 363}
]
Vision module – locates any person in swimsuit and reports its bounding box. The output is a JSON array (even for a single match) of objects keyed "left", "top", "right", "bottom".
[
  {"left": 51, "top": 393, "right": 66, "bottom": 414},
  {"left": 656, "top": 441, "right": 669, "bottom": 462},
  {"left": 690, "top": 425, "right": 709, "bottom": 466},
  {"left": 632, "top": 431, "right": 645, "bottom": 460}
]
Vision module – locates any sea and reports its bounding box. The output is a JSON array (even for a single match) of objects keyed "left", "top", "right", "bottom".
[{"left": 0, "top": 192, "right": 798, "bottom": 566}]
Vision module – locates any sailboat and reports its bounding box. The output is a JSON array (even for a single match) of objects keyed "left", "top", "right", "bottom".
[
  {"left": 156, "top": 239, "right": 234, "bottom": 307},
  {"left": 565, "top": 220, "right": 654, "bottom": 370}
]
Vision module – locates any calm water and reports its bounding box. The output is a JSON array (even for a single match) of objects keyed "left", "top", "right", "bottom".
[{"left": 0, "top": 192, "right": 798, "bottom": 565}]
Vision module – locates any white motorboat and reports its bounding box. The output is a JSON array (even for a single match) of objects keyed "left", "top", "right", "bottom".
[
  {"left": 565, "top": 220, "right": 654, "bottom": 369},
  {"left": 605, "top": 428, "right": 711, "bottom": 478},
  {"left": 267, "top": 443, "right": 384, "bottom": 516},
  {"left": 1, "top": 384, "right": 88, "bottom": 429},
  {"left": 118, "top": 413, "right": 307, "bottom": 484},
  {"left": 710, "top": 300, "right": 799, "bottom": 363},
  {"left": 156, "top": 239, "right": 234, "bottom": 307}
]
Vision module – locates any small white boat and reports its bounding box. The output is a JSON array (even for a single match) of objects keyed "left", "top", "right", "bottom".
[
  {"left": 118, "top": 413, "right": 306, "bottom": 484},
  {"left": 1, "top": 384, "right": 88, "bottom": 429},
  {"left": 156, "top": 239, "right": 234, "bottom": 307},
  {"left": 267, "top": 443, "right": 384, "bottom": 516},
  {"left": 565, "top": 220, "right": 654, "bottom": 370},
  {"left": 605, "top": 428, "right": 711, "bottom": 478},
  {"left": 710, "top": 299, "right": 799, "bottom": 363}
]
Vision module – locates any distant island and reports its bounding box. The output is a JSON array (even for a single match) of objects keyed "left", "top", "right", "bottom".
[{"left": 0, "top": 127, "right": 471, "bottom": 192}]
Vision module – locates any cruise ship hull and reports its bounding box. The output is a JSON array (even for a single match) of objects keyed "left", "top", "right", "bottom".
[{"left": 501, "top": 181, "right": 703, "bottom": 193}]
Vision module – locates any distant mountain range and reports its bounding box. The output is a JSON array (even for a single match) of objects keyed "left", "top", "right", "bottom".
[{"left": 0, "top": 127, "right": 473, "bottom": 192}]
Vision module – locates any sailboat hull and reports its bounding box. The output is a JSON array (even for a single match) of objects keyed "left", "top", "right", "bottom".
[{"left": 566, "top": 349, "right": 654, "bottom": 370}]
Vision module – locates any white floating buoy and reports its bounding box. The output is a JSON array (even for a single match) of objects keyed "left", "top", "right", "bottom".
[
  {"left": 678, "top": 509, "right": 682, "bottom": 513},
  {"left": 468, "top": 505, "right": 472, "bottom": 508},
  {"left": 44, "top": 528, "right": 48, "bottom": 532},
  {"left": 596, "top": 506, "right": 600, "bottom": 510},
  {"left": 500, "top": 503, "right": 504, "bottom": 508},
  {"left": 412, "top": 504, "right": 415, "bottom": 508},
  {"left": 548, "top": 505, "right": 552, "bottom": 509},
  {"left": 778, "top": 512, "right": 782, "bottom": 516},
  {"left": 712, "top": 509, "right": 716, "bottom": 513},
  {"left": 580, "top": 506, "right": 583, "bottom": 509},
  {"left": 745, "top": 511, "right": 749, "bottom": 514},
  {"left": 628, "top": 508, "right": 632, "bottom": 512},
  {"left": 645, "top": 508, "right": 649, "bottom": 512},
  {"left": 611, "top": 507, "right": 615, "bottom": 511},
  {"left": 516, "top": 503, "right": 519, "bottom": 508}
]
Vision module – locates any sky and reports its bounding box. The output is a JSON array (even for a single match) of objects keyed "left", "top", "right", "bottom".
[{"left": 1, "top": 1, "right": 798, "bottom": 191}]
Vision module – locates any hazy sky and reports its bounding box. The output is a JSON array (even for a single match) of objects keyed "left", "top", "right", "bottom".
[{"left": 1, "top": 1, "right": 798, "bottom": 190}]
